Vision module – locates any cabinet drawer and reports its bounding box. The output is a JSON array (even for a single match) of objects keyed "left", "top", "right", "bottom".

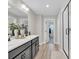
[
  {"left": 9, "top": 41, "right": 31, "bottom": 59},
  {"left": 32, "top": 37, "right": 38, "bottom": 44},
  {"left": 14, "top": 46, "right": 31, "bottom": 59}
]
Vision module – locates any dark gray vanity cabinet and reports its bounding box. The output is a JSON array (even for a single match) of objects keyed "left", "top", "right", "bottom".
[{"left": 8, "top": 37, "right": 39, "bottom": 59}]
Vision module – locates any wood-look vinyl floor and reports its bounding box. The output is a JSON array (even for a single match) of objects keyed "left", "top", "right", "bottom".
[{"left": 34, "top": 43, "right": 67, "bottom": 59}]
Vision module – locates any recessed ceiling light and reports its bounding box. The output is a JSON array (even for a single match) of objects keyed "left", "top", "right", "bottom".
[
  {"left": 21, "top": 4, "right": 29, "bottom": 11},
  {"left": 46, "top": 4, "right": 50, "bottom": 8}
]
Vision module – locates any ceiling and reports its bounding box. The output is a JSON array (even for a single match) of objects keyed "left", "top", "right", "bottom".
[
  {"left": 8, "top": 0, "right": 69, "bottom": 17},
  {"left": 22, "top": 0, "right": 69, "bottom": 16}
]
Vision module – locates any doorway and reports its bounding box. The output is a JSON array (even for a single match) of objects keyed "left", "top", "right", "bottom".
[
  {"left": 43, "top": 18, "right": 56, "bottom": 45},
  {"left": 48, "top": 22, "right": 54, "bottom": 44}
]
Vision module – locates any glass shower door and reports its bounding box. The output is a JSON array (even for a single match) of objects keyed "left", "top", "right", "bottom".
[
  {"left": 63, "top": 6, "right": 69, "bottom": 56},
  {"left": 62, "top": 1, "right": 71, "bottom": 59}
]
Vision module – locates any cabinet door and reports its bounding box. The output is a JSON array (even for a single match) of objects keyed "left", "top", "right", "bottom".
[
  {"left": 32, "top": 43, "right": 36, "bottom": 58},
  {"left": 35, "top": 40, "right": 39, "bottom": 54},
  {"left": 14, "top": 47, "right": 31, "bottom": 59}
]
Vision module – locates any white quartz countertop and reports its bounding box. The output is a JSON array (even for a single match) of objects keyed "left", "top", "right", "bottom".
[{"left": 8, "top": 35, "right": 39, "bottom": 52}]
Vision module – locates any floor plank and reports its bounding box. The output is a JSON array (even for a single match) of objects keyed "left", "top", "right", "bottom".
[{"left": 34, "top": 43, "right": 67, "bottom": 59}]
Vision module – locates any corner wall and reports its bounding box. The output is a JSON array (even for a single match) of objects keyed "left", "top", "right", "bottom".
[{"left": 28, "top": 10, "right": 43, "bottom": 45}]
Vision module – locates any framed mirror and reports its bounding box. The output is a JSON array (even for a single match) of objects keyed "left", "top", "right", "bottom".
[{"left": 8, "top": 2, "right": 28, "bottom": 37}]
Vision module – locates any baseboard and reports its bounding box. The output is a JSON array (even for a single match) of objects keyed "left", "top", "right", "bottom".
[{"left": 39, "top": 41, "right": 48, "bottom": 45}]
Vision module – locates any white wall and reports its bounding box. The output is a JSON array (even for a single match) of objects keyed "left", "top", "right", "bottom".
[
  {"left": 35, "top": 16, "right": 43, "bottom": 44},
  {"left": 57, "top": 11, "right": 62, "bottom": 47},
  {"left": 27, "top": 10, "right": 44, "bottom": 45},
  {"left": 28, "top": 10, "right": 37, "bottom": 34}
]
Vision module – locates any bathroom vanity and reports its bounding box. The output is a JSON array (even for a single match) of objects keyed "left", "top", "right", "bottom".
[{"left": 8, "top": 35, "right": 39, "bottom": 59}]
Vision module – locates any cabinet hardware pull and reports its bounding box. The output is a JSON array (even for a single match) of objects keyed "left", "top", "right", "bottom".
[{"left": 21, "top": 53, "right": 26, "bottom": 59}]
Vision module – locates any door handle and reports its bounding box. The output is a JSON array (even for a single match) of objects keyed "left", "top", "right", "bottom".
[
  {"left": 21, "top": 53, "right": 26, "bottom": 59},
  {"left": 66, "top": 28, "right": 68, "bottom": 35},
  {"left": 66, "top": 28, "right": 71, "bottom": 35}
]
